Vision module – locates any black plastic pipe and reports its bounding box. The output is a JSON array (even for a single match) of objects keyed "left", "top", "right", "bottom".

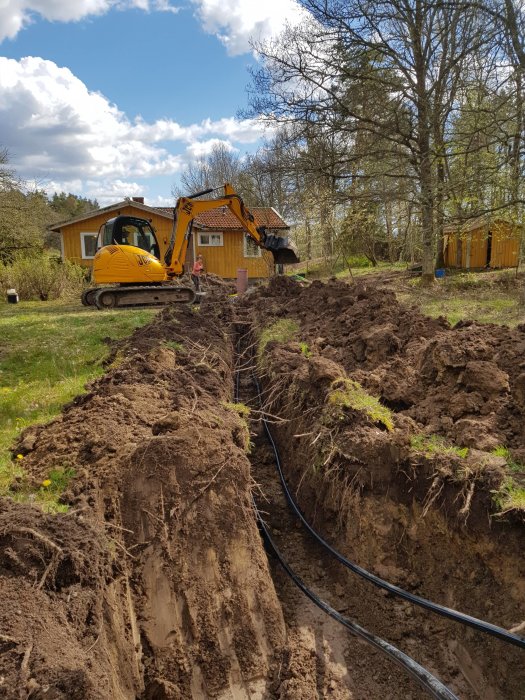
[{"left": 255, "top": 502, "right": 459, "bottom": 700}]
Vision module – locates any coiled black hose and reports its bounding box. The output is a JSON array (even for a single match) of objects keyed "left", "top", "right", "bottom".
[
  {"left": 234, "top": 347, "right": 459, "bottom": 700},
  {"left": 250, "top": 370, "right": 525, "bottom": 651}
]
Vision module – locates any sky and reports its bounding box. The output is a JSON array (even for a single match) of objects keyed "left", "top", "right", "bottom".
[{"left": 0, "top": 0, "right": 305, "bottom": 206}]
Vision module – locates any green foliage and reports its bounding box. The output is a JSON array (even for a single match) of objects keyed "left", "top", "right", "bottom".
[
  {"left": 258, "top": 318, "right": 300, "bottom": 361},
  {"left": 411, "top": 433, "right": 469, "bottom": 458},
  {"left": 491, "top": 445, "right": 525, "bottom": 473},
  {"left": 0, "top": 254, "right": 86, "bottom": 301},
  {"left": 0, "top": 187, "right": 53, "bottom": 263},
  {"left": 493, "top": 477, "right": 525, "bottom": 515},
  {"left": 299, "top": 341, "right": 312, "bottom": 358},
  {"left": 328, "top": 378, "right": 394, "bottom": 431},
  {"left": 49, "top": 191, "right": 98, "bottom": 219}
]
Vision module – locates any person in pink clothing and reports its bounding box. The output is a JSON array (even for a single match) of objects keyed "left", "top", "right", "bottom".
[{"left": 191, "top": 255, "right": 204, "bottom": 292}]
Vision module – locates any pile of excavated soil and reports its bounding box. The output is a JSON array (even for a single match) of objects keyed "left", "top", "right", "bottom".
[
  {"left": 3, "top": 275, "right": 525, "bottom": 699},
  {"left": 2, "top": 302, "right": 286, "bottom": 699},
  {"left": 242, "top": 275, "right": 525, "bottom": 483},
  {"left": 240, "top": 277, "right": 525, "bottom": 699}
]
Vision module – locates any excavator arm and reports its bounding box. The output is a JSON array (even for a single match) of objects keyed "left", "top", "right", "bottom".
[{"left": 164, "top": 183, "right": 299, "bottom": 276}]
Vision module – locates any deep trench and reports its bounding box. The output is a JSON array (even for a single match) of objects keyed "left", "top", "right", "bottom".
[
  {"left": 235, "top": 326, "right": 433, "bottom": 700},
  {"left": 233, "top": 320, "right": 525, "bottom": 700}
]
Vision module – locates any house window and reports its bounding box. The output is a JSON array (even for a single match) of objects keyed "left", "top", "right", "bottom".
[
  {"left": 80, "top": 232, "right": 98, "bottom": 259},
  {"left": 198, "top": 232, "right": 223, "bottom": 246},
  {"left": 244, "top": 235, "right": 261, "bottom": 258}
]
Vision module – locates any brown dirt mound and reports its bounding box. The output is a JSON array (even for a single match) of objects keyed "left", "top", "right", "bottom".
[
  {"left": 3, "top": 302, "right": 286, "bottom": 699},
  {"left": 240, "top": 277, "right": 525, "bottom": 699},
  {"left": 243, "top": 275, "right": 525, "bottom": 475}
]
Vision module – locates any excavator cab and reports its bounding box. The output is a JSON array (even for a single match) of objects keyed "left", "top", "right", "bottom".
[{"left": 97, "top": 216, "right": 161, "bottom": 259}]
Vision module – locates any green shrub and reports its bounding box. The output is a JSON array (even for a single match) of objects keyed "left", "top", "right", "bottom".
[{"left": 0, "top": 254, "right": 86, "bottom": 301}]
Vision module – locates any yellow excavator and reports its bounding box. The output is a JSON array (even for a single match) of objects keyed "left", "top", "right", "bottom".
[{"left": 82, "top": 184, "right": 299, "bottom": 309}]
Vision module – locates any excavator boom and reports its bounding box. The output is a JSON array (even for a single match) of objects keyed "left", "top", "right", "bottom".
[{"left": 164, "top": 183, "right": 299, "bottom": 275}]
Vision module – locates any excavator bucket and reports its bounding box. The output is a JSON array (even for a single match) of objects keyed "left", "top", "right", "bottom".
[{"left": 263, "top": 234, "right": 300, "bottom": 265}]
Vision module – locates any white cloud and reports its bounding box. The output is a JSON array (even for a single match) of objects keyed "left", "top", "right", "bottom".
[
  {"left": 192, "top": 0, "right": 305, "bottom": 55},
  {"left": 0, "top": 56, "right": 265, "bottom": 201},
  {"left": 0, "top": 0, "right": 303, "bottom": 53},
  {"left": 186, "top": 138, "right": 235, "bottom": 159},
  {"left": 129, "top": 115, "right": 267, "bottom": 144},
  {"left": 0, "top": 0, "right": 180, "bottom": 43}
]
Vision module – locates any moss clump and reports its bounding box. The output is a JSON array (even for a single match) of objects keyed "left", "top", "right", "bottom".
[
  {"left": 328, "top": 378, "right": 394, "bottom": 431},
  {"left": 299, "top": 342, "right": 312, "bottom": 358},
  {"left": 258, "top": 319, "right": 299, "bottom": 363},
  {"left": 411, "top": 434, "right": 469, "bottom": 459},
  {"left": 222, "top": 401, "right": 250, "bottom": 418}
]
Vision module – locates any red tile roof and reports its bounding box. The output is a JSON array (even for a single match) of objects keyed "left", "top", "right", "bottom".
[{"left": 153, "top": 206, "right": 288, "bottom": 230}]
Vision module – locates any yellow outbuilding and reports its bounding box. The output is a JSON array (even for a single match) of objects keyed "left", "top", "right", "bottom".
[{"left": 444, "top": 217, "right": 522, "bottom": 269}]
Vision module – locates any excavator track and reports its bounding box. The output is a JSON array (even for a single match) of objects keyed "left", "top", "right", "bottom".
[{"left": 82, "top": 285, "right": 196, "bottom": 309}]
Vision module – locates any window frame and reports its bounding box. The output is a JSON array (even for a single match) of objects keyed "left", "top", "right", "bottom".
[
  {"left": 198, "top": 231, "right": 223, "bottom": 247},
  {"left": 80, "top": 232, "right": 98, "bottom": 259},
  {"left": 243, "top": 234, "right": 262, "bottom": 258}
]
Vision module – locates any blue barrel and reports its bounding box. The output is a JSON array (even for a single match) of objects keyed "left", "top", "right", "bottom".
[{"left": 435, "top": 268, "right": 446, "bottom": 279}]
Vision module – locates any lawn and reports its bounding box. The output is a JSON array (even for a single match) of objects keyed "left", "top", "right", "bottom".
[
  {"left": 396, "top": 270, "right": 525, "bottom": 327},
  {"left": 0, "top": 300, "right": 156, "bottom": 489}
]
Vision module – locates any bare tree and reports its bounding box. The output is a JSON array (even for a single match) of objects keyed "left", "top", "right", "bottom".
[
  {"left": 173, "top": 143, "right": 243, "bottom": 198},
  {"left": 249, "top": 1, "right": 486, "bottom": 283}
]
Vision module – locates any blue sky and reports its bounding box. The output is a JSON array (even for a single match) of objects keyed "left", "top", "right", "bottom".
[{"left": 0, "top": 1, "right": 304, "bottom": 205}]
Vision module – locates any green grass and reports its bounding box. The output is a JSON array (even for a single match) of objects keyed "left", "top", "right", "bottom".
[
  {"left": 258, "top": 318, "right": 300, "bottom": 361},
  {"left": 493, "top": 477, "right": 525, "bottom": 515},
  {"left": 328, "top": 378, "right": 394, "bottom": 431},
  {"left": 0, "top": 299, "right": 156, "bottom": 502},
  {"left": 411, "top": 433, "right": 469, "bottom": 458},
  {"left": 397, "top": 270, "right": 525, "bottom": 327},
  {"left": 491, "top": 445, "right": 525, "bottom": 473},
  {"left": 163, "top": 340, "right": 184, "bottom": 352},
  {"left": 409, "top": 294, "right": 520, "bottom": 327}
]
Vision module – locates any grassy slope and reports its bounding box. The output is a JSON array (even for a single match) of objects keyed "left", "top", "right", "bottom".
[{"left": 0, "top": 300, "right": 156, "bottom": 487}]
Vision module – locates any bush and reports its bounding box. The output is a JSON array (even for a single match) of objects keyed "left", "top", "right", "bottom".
[{"left": 0, "top": 254, "right": 86, "bottom": 301}]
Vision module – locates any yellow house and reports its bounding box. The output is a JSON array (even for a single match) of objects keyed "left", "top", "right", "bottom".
[
  {"left": 444, "top": 217, "right": 522, "bottom": 269},
  {"left": 49, "top": 197, "right": 290, "bottom": 280}
]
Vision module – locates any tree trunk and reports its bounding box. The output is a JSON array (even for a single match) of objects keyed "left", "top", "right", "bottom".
[{"left": 419, "top": 128, "right": 435, "bottom": 285}]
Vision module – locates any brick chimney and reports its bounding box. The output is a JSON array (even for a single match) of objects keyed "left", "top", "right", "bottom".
[{"left": 132, "top": 196, "right": 144, "bottom": 204}]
